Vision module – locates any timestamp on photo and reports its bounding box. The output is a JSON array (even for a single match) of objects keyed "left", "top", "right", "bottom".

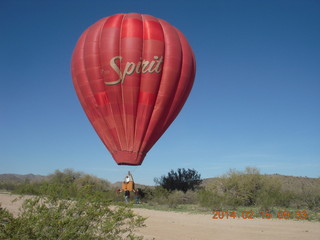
[{"left": 212, "top": 210, "right": 308, "bottom": 220}]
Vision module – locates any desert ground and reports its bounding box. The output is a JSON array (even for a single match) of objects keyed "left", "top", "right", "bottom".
[{"left": 1, "top": 193, "right": 319, "bottom": 240}]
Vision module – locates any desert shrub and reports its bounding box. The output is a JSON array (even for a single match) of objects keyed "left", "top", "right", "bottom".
[
  {"left": 0, "top": 204, "right": 13, "bottom": 239},
  {"left": 48, "top": 169, "right": 82, "bottom": 184},
  {"left": 0, "top": 196, "right": 145, "bottom": 240},
  {"left": 217, "top": 168, "right": 265, "bottom": 207},
  {"left": 0, "top": 182, "right": 17, "bottom": 191},
  {"left": 198, "top": 167, "right": 298, "bottom": 210},
  {"left": 291, "top": 184, "right": 320, "bottom": 210},
  {"left": 182, "top": 190, "right": 198, "bottom": 204},
  {"left": 167, "top": 191, "right": 185, "bottom": 208},
  {"left": 166, "top": 190, "right": 198, "bottom": 208},
  {"left": 198, "top": 189, "right": 226, "bottom": 210},
  {"left": 12, "top": 181, "right": 43, "bottom": 195},
  {"left": 142, "top": 186, "right": 169, "bottom": 205},
  {"left": 141, "top": 188, "right": 198, "bottom": 208},
  {"left": 12, "top": 169, "right": 113, "bottom": 201},
  {"left": 304, "top": 191, "right": 320, "bottom": 210},
  {"left": 74, "top": 174, "right": 110, "bottom": 192},
  {"left": 256, "top": 177, "right": 285, "bottom": 209}
]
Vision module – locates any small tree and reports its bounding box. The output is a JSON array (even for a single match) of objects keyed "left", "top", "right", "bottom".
[{"left": 154, "top": 168, "right": 202, "bottom": 193}]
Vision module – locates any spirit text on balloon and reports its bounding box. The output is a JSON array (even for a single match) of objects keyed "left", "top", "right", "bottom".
[{"left": 105, "top": 56, "right": 164, "bottom": 85}]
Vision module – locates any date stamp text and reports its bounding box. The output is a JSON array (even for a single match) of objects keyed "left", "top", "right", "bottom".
[{"left": 212, "top": 210, "right": 308, "bottom": 220}]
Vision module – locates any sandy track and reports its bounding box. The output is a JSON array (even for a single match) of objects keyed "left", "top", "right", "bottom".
[
  {"left": 134, "top": 208, "right": 320, "bottom": 240},
  {"left": 1, "top": 193, "right": 319, "bottom": 240}
]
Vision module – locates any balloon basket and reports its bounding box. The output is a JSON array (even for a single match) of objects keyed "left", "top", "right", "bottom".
[{"left": 122, "top": 181, "right": 135, "bottom": 191}]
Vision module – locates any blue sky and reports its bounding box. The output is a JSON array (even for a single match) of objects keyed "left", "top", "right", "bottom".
[{"left": 1, "top": 0, "right": 319, "bottom": 185}]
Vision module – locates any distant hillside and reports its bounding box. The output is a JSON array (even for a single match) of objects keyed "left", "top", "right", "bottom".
[{"left": 0, "top": 174, "right": 47, "bottom": 183}]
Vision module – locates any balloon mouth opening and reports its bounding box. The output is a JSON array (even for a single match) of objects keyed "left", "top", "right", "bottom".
[
  {"left": 117, "top": 162, "right": 142, "bottom": 166},
  {"left": 112, "top": 151, "right": 146, "bottom": 166}
]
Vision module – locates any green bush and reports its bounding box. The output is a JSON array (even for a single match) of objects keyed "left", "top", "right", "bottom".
[
  {"left": 166, "top": 190, "right": 198, "bottom": 208},
  {"left": 0, "top": 196, "right": 145, "bottom": 240},
  {"left": 141, "top": 187, "right": 199, "bottom": 209},
  {"left": 198, "top": 189, "right": 225, "bottom": 210},
  {"left": 11, "top": 169, "right": 113, "bottom": 201},
  {"left": 198, "top": 167, "right": 300, "bottom": 210},
  {"left": 291, "top": 184, "right": 320, "bottom": 210},
  {"left": 0, "top": 182, "right": 18, "bottom": 191},
  {"left": 142, "top": 186, "right": 169, "bottom": 206}
]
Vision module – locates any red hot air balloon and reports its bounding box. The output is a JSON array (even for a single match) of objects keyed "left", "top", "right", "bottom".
[{"left": 71, "top": 13, "right": 196, "bottom": 165}]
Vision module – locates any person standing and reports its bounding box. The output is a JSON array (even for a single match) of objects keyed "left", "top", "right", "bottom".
[
  {"left": 133, "top": 189, "right": 141, "bottom": 204},
  {"left": 124, "top": 190, "right": 130, "bottom": 203},
  {"left": 125, "top": 176, "right": 130, "bottom": 183}
]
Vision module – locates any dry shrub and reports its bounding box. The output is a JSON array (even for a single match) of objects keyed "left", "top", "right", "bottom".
[{"left": 0, "top": 196, "right": 145, "bottom": 240}]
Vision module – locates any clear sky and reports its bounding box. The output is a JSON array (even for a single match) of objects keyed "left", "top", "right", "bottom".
[{"left": 1, "top": 0, "right": 319, "bottom": 185}]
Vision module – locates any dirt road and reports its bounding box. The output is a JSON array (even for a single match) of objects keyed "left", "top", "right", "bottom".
[
  {"left": 134, "top": 208, "right": 320, "bottom": 240},
  {"left": 1, "top": 193, "right": 319, "bottom": 240}
]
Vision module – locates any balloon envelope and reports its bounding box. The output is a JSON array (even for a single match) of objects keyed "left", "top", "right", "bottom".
[{"left": 71, "top": 13, "right": 196, "bottom": 165}]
